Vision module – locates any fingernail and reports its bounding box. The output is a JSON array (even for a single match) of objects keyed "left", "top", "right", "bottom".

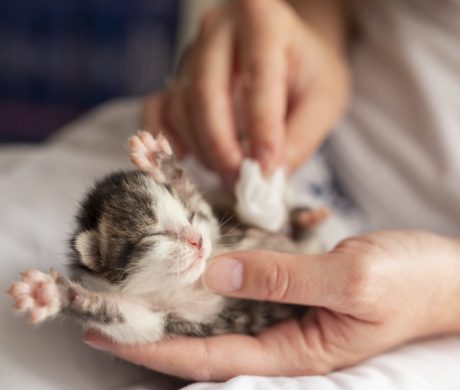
[{"left": 205, "top": 257, "right": 243, "bottom": 293}]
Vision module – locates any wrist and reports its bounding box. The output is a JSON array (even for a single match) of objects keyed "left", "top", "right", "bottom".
[
  {"left": 448, "top": 238, "right": 460, "bottom": 333},
  {"left": 427, "top": 235, "right": 460, "bottom": 335}
]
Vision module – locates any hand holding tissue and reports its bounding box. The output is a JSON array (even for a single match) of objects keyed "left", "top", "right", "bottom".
[{"left": 235, "top": 159, "right": 288, "bottom": 232}]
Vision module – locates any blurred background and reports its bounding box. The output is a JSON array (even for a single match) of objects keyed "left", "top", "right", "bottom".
[{"left": 0, "top": 0, "right": 179, "bottom": 143}]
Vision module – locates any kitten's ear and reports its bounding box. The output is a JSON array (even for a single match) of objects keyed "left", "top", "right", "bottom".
[{"left": 74, "top": 230, "right": 100, "bottom": 271}]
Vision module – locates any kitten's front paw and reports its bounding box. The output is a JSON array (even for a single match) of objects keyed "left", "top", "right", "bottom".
[
  {"left": 129, "top": 130, "right": 172, "bottom": 175},
  {"left": 7, "top": 269, "right": 62, "bottom": 323}
]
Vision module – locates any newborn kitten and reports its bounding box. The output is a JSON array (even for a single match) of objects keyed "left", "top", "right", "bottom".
[{"left": 8, "top": 131, "right": 327, "bottom": 344}]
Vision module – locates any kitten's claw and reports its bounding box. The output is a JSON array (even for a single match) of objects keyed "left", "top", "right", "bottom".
[{"left": 8, "top": 269, "right": 62, "bottom": 323}]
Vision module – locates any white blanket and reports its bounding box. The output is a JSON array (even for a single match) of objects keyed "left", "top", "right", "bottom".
[{"left": 1, "top": 99, "right": 459, "bottom": 389}]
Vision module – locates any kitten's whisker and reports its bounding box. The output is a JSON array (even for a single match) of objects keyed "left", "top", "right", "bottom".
[
  {"left": 217, "top": 213, "right": 236, "bottom": 228},
  {"left": 219, "top": 226, "right": 241, "bottom": 237},
  {"left": 218, "top": 230, "right": 242, "bottom": 237}
]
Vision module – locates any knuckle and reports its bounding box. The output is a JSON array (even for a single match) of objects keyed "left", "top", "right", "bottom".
[
  {"left": 240, "top": 61, "right": 283, "bottom": 102},
  {"left": 260, "top": 258, "right": 290, "bottom": 302},
  {"left": 247, "top": 113, "right": 279, "bottom": 135},
  {"left": 244, "top": 60, "right": 271, "bottom": 85},
  {"left": 335, "top": 235, "right": 377, "bottom": 252},
  {"left": 336, "top": 243, "right": 379, "bottom": 308},
  {"left": 343, "top": 269, "right": 374, "bottom": 308}
]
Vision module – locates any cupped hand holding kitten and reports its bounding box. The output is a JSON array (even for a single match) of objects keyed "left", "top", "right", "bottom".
[{"left": 84, "top": 230, "right": 460, "bottom": 380}]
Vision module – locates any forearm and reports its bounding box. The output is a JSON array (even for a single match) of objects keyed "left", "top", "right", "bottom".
[{"left": 286, "top": 0, "right": 350, "bottom": 54}]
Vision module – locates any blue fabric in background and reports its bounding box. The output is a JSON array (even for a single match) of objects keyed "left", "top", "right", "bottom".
[{"left": 0, "top": 0, "right": 178, "bottom": 142}]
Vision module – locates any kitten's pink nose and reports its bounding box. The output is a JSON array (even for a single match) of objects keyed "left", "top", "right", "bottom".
[
  {"left": 188, "top": 236, "right": 203, "bottom": 250},
  {"left": 180, "top": 227, "right": 203, "bottom": 250}
]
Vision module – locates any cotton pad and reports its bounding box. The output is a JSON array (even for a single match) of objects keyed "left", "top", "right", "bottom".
[{"left": 235, "top": 159, "right": 288, "bottom": 232}]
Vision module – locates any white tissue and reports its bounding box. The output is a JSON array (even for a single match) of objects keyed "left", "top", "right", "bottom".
[{"left": 235, "top": 159, "right": 288, "bottom": 232}]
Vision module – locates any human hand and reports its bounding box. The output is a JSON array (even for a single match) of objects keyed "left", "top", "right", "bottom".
[
  {"left": 84, "top": 230, "right": 460, "bottom": 380},
  {"left": 142, "top": 0, "right": 350, "bottom": 185}
]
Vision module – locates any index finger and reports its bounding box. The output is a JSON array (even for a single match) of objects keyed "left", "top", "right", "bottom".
[
  {"left": 188, "top": 14, "right": 243, "bottom": 182},
  {"left": 83, "top": 316, "right": 331, "bottom": 381},
  {"left": 84, "top": 331, "right": 269, "bottom": 381},
  {"left": 237, "top": 2, "right": 288, "bottom": 175}
]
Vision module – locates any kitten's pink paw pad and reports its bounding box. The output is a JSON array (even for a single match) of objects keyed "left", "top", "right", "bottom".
[{"left": 8, "top": 270, "right": 61, "bottom": 323}]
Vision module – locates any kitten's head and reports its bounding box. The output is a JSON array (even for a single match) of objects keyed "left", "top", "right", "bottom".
[{"left": 71, "top": 171, "right": 219, "bottom": 293}]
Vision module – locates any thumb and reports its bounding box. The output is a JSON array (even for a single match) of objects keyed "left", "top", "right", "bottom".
[{"left": 204, "top": 250, "right": 345, "bottom": 308}]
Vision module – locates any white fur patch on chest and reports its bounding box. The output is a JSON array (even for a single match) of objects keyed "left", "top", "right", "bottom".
[{"left": 148, "top": 283, "right": 225, "bottom": 324}]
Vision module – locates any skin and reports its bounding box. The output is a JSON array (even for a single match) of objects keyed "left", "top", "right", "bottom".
[
  {"left": 142, "top": 0, "right": 350, "bottom": 183},
  {"left": 85, "top": 231, "right": 460, "bottom": 380},
  {"left": 85, "top": 0, "right": 460, "bottom": 380}
]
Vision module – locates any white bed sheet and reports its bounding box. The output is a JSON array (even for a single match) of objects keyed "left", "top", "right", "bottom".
[{"left": 1, "top": 99, "right": 459, "bottom": 389}]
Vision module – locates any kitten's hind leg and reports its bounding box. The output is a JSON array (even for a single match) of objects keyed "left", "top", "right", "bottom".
[
  {"left": 288, "top": 207, "right": 329, "bottom": 254},
  {"left": 290, "top": 206, "right": 330, "bottom": 230}
]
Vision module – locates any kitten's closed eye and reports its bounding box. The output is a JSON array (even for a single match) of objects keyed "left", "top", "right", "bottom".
[
  {"left": 189, "top": 211, "right": 212, "bottom": 224},
  {"left": 136, "top": 232, "right": 167, "bottom": 245},
  {"left": 188, "top": 212, "right": 197, "bottom": 224},
  {"left": 150, "top": 232, "right": 167, "bottom": 237}
]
